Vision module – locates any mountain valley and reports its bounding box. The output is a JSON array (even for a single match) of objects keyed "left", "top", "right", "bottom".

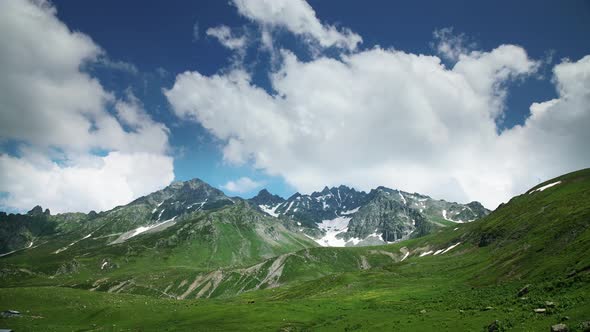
[{"left": 0, "top": 169, "right": 589, "bottom": 331}]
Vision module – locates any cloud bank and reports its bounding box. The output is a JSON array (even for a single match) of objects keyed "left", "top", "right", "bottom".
[
  {"left": 0, "top": 0, "right": 174, "bottom": 213},
  {"left": 166, "top": 0, "right": 590, "bottom": 209}
]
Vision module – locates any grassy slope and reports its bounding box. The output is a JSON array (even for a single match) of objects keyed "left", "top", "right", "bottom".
[
  {"left": 0, "top": 203, "right": 317, "bottom": 298},
  {"left": 1, "top": 258, "right": 587, "bottom": 331},
  {"left": 1, "top": 169, "right": 589, "bottom": 331}
]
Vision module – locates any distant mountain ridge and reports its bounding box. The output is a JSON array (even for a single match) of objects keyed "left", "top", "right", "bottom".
[
  {"left": 0, "top": 178, "right": 315, "bottom": 262},
  {"left": 130, "top": 178, "right": 234, "bottom": 222},
  {"left": 250, "top": 184, "right": 489, "bottom": 247},
  {"left": 0, "top": 177, "right": 489, "bottom": 258}
]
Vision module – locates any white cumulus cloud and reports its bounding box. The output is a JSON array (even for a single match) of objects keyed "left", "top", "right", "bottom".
[
  {"left": 0, "top": 151, "right": 174, "bottom": 214},
  {"left": 232, "top": 0, "right": 361, "bottom": 51},
  {"left": 433, "top": 27, "right": 476, "bottom": 61},
  {"left": 206, "top": 25, "right": 247, "bottom": 50},
  {"left": 0, "top": 0, "right": 174, "bottom": 213},
  {"left": 221, "top": 177, "right": 263, "bottom": 193},
  {"left": 166, "top": 24, "right": 590, "bottom": 209}
]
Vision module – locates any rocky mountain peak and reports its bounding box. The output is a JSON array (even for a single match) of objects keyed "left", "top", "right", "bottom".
[
  {"left": 27, "top": 205, "right": 43, "bottom": 216},
  {"left": 27, "top": 205, "right": 49, "bottom": 216},
  {"left": 255, "top": 189, "right": 276, "bottom": 200},
  {"left": 369, "top": 187, "right": 393, "bottom": 197},
  {"left": 125, "top": 178, "right": 234, "bottom": 223},
  {"left": 250, "top": 189, "right": 285, "bottom": 207},
  {"left": 167, "top": 178, "right": 210, "bottom": 192},
  {"left": 253, "top": 182, "right": 491, "bottom": 247},
  {"left": 258, "top": 188, "right": 271, "bottom": 196},
  {"left": 467, "top": 201, "right": 486, "bottom": 210}
]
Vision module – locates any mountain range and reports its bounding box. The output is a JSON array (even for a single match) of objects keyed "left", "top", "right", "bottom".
[
  {"left": 0, "top": 179, "right": 488, "bottom": 256},
  {"left": 250, "top": 185, "right": 489, "bottom": 246},
  {"left": 0, "top": 169, "right": 588, "bottom": 331}
]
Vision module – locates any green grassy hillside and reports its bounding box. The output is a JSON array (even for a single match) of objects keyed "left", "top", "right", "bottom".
[
  {"left": 0, "top": 202, "right": 317, "bottom": 297},
  {"left": 1, "top": 169, "right": 589, "bottom": 331}
]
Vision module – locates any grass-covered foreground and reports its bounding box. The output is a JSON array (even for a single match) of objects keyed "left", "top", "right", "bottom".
[{"left": 1, "top": 250, "right": 589, "bottom": 331}]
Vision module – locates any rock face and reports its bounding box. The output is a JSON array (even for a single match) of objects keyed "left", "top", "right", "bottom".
[
  {"left": 270, "top": 186, "right": 369, "bottom": 227},
  {"left": 0, "top": 310, "right": 21, "bottom": 318},
  {"left": 250, "top": 184, "right": 490, "bottom": 247},
  {"left": 346, "top": 191, "right": 430, "bottom": 242},
  {"left": 249, "top": 189, "right": 285, "bottom": 208},
  {"left": 461, "top": 201, "right": 488, "bottom": 220},
  {"left": 93, "top": 178, "right": 239, "bottom": 235},
  {"left": 551, "top": 323, "right": 568, "bottom": 332},
  {"left": 0, "top": 207, "right": 59, "bottom": 254},
  {"left": 55, "top": 259, "right": 81, "bottom": 275},
  {"left": 131, "top": 178, "right": 234, "bottom": 222},
  {"left": 27, "top": 205, "right": 44, "bottom": 216}
]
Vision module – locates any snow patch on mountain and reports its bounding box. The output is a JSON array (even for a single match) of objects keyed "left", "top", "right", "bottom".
[
  {"left": 419, "top": 250, "right": 434, "bottom": 257},
  {"left": 186, "top": 199, "right": 207, "bottom": 210},
  {"left": 111, "top": 216, "right": 177, "bottom": 244},
  {"left": 401, "top": 251, "right": 410, "bottom": 261},
  {"left": 54, "top": 232, "right": 93, "bottom": 254},
  {"left": 398, "top": 191, "right": 407, "bottom": 204},
  {"left": 128, "top": 218, "right": 175, "bottom": 238},
  {"left": 152, "top": 200, "right": 165, "bottom": 213},
  {"left": 285, "top": 201, "right": 295, "bottom": 213},
  {"left": 367, "top": 229, "right": 383, "bottom": 240},
  {"left": 259, "top": 204, "right": 281, "bottom": 217},
  {"left": 442, "top": 209, "right": 450, "bottom": 220},
  {"left": 314, "top": 216, "right": 352, "bottom": 247},
  {"left": 0, "top": 241, "right": 34, "bottom": 257},
  {"left": 348, "top": 237, "right": 362, "bottom": 245},
  {"left": 340, "top": 207, "right": 360, "bottom": 215},
  {"left": 531, "top": 181, "right": 562, "bottom": 193},
  {"left": 417, "top": 242, "right": 461, "bottom": 259},
  {"left": 442, "top": 209, "right": 465, "bottom": 223},
  {"left": 442, "top": 242, "right": 461, "bottom": 254}
]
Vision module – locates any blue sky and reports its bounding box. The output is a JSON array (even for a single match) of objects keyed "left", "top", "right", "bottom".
[
  {"left": 51, "top": 0, "right": 589, "bottom": 126},
  {"left": 51, "top": 0, "right": 307, "bottom": 198},
  {"left": 1, "top": 0, "right": 589, "bottom": 212}
]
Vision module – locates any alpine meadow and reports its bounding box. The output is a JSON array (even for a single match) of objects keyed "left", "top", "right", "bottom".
[{"left": 1, "top": 0, "right": 589, "bottom": 331}]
